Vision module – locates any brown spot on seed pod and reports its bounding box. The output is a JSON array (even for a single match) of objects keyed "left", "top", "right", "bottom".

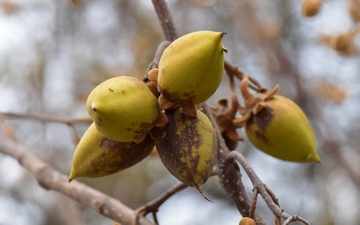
[
  {"left": 108, "top": 88, "right": 114, "bottom": 92},
  {"left": 153, "top": 110, "right": 204, "bottom": 186},
  {"left": 246, "top": 105, "right": 274, "bottom": 143},
  {"left": 160, "top": 87, "right": 197, "bottom": 105},
  {"left": 89, "top": 135, "right": 154, "bottom": 176}
]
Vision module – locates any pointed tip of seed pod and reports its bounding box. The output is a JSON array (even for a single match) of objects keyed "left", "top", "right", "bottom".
[
  {"left": 68, "top": 177, "right": 73, "bottom": 183},
  {"left": 196, "top": 185, "right": 212, "bottom": 202},
  {"left": 220, "top": 32, "right": 227, "bottom": 37},
  {"left": 308, "top": 153, "right": 321, "bottom": 163}
]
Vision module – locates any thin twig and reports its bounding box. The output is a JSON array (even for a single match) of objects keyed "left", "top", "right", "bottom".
[
  {"left": 224, "top": 61, "right": 263, "bottom": 92},
  {"left": 143, "top": 41, "right": 171, "bottom": 82},
  {"left": 133, "top": 182, "right": 188, "bottom": 225},
  {"left": 227, "top": 151, "right": 311, "bottom": 225},
  {"left": 1, "top": 112, "right": 92, "bottom": 125},
  {"left": 249, "top": 187, "right": 258, "bottom": 219},
  {"left": 151, "top": 0, "right": 178, "bottom": 41}
]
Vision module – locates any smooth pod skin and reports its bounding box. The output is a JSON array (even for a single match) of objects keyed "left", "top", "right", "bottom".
[
  {"left": 158, "top": 31, "right": 225, "bottom": 105},
  {"left": 153, "top": 109, "right": 217, "bottom": 194},
  {"left": 87, "top": 76, "right": 160, "bottom": 142},
  {"left": 69, "top": 123, "right": 154, "bottom": 180},
  {"left": 245, "top": 95, "right": 320, "bottom": 163}
]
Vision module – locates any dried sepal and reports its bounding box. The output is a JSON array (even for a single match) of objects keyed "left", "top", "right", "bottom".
[
  {"left": 234, "top": 75, "right": 279, "bottom": 128},
  {"left": 158, "top": 94, "right": 175, "bottom": 110},
  {"left": 147, "top": 68, "right": 159, "bottom": 83},
  {"left": 211, "top": 73, "right": 243, "bottom": 150},
  {"left": 154, "top": 111, "right": 169, "bottom": 127},
  {"left": 146, "top": 81, "right": 159, "bottom": 98},
  {"left": 180, "top": 104, "right": 197, "bottom": 118}
]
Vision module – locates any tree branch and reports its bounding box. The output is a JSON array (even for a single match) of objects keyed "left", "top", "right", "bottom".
[
  {"left": 1, "top": 112, "right": 92, "bottom": 125},
  {"left": 227, "top": 151, "right": 311, "bottom": 225},
  {"left": 0, "top": 129, "right": 154, "bottom": 225},
  {"left": 151, "top": 0, "right": 178, "bottom": 41},
  {"left": 202, "top": 104, "right": 266, "bottom": 225}
]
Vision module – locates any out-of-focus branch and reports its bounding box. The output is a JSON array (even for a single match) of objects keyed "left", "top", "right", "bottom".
[
  {"left": 227, "top": 151, "right": 311, "bottom": 225},
  {"left": 134, "top": 182, "right": 188, "bottom": 225},
  {"left": 1, "top": 112, "right": 92, "bottom": 125},
  {"left": 151, "top": 0, "right": 177, "bottom": 42},
  {"left": 0, "top": 129, "right": 154, "bottom": 225},
  {"left": 323, "top": 139, "right": 360, "bottom": 188}
]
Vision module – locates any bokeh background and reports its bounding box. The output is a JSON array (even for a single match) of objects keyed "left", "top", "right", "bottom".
[{"left": 1, "top": 0, "right": 360, "bottom": 224}]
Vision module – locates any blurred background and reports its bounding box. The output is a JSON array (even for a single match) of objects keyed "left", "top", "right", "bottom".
[{"left": 0, "top": 0, "right": 360, "bottom": 224}]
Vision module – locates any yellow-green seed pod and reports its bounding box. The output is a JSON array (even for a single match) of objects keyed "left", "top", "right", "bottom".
[
  {"left": 153, "top": 109, "right": 217, "bottom": 196},
  {"left": 69, "top": 123, "right": 154, "bottom": 180},
  {"left": 245, "top": 95, "right": 320, "bottom": 163},
  {"left": 87, "top": 76, "right": 160, "bottom": 142},
  {"left": 158, "top": 31, "right": 225, "bottom": 105}
]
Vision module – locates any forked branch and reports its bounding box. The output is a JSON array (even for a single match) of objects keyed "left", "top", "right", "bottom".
[{"left": 227, "top": 151, "right": 311, "bottom": 225}]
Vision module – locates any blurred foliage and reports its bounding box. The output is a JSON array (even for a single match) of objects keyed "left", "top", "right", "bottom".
[{"left": 0, "top": 0, "right": 360, "bottom": 224}]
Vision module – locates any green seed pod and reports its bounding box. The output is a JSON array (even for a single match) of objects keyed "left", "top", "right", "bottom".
[
  {"left": 153, "top": 109, "right": 217, "bottom": 196},
  {"left": 87, "top": 76, "right": 160, "bottom": 142},
  {"left": 245, "top": 95, "right": 320, "bottom": 163},
  {"left": 69, "top": 123, "right": 154, "bottom": 180},
  {"left": 158, "top": 31, "right": 225, "bottom": 105}
]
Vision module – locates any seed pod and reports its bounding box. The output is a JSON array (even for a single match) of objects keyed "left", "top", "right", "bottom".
[
  {"left": 153, "top": 109, "right": 217, "bottom": 197},
  {"left": 302, "top": 0, "right": 322, "bottom": 17},
  {"left": 239, "top": 217, "right": 256, "bottom": 225},
  {"left": 158, "top": 31, "right": 225, "bottom": 105},
  {"left": 245, "top": 95, "right": 320, "bottom": 163},
  {"left": 69, "top": 123, "right": 154, "bottom": 181},
  {"left": 87, "top": 76, "right": 160, "bottom": 143}
]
